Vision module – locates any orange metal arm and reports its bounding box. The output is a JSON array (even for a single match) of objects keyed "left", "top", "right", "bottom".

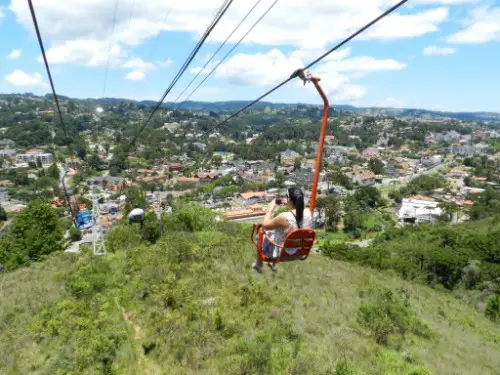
[{"left": 309, "top": 77, "right": 329, "bottom": 214}]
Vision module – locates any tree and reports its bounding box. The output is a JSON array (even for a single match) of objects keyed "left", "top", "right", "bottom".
[
  {"left": 141, "top": 212, "right": 160, "bottom": 244},
  {"left": 274, "top": 171, "right": 285, "bottom": 189},
  {"left": 124, "top": 186, "right": 148, "bottom": 215},
  {"left": 316, "top": 195, "right": 342, "bottom": 231},
  {"left": 88, "top": 153, "right": 101, "bottom": 170},
  {"left": 36, "top": 157, "right": 43, "bottom": 169},
  {"left": 368, "top": 158, "right": 385, "bottom": 175},
  {"left": 0, "top": 206, "right": 7, "bottom": 222},
  {"left": 0, "top": 200, "right": 63, "bottom": 270},
  {"left": 327, "top": 169, "right": 353, "bottom": 190},
  {"left": 28, "top": 161, "right": 37, "bottom": 169},
  {"left": 439, "top": 201, "right": 460, "bottom": 222},
  {"left": 212, "top": 155, "right": 223, "bottom": 169},
  {"left": 47, "top": 162, "right": 60, "bottom": 180},
  {"left": 294, "top": 157, "right": 302, "bottom": 171},
  {"left": 352, "top": 186, "right": 385, "bottom": 209}
]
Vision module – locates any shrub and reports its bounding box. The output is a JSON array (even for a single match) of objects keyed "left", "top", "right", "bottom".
[
  {"left": 164, "top": 202, "right": 216, "bottom": 232},
  {"left": 485, "top": 294, "right": 500, "bottom": 323},
  {"left": 105, "top": 225, "right": 141, "bottom": 253},
  {"left": 333, "top": 357, "right": 357, "bottom": 375},
  {"left": 358, "top": 288, "right": 432, "bottom": 345}
]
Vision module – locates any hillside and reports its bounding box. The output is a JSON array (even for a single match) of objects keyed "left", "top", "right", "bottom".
[
  {"left": 1, "top": 221, "right": 499, "bottom": 375},
  {"left": 2, "top": 93, "right": 499, "bottom": 122}
]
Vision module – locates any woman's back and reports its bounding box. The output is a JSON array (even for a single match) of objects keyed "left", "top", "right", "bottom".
[{"left": 272, "top": 209, "right": 312, "bottom": 246}]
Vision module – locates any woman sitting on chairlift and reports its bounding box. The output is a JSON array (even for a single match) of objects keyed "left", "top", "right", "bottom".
[{"left": 252, "top": 187, "right": 312, "bottom": 273}]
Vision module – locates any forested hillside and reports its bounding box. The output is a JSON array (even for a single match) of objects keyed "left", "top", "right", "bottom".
[{"left": 1, "top": 208, "right": 499, "bottom": 374}]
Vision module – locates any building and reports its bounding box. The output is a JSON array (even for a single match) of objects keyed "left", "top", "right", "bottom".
[
  {"left": 167, "top": 162, "right": 182, "bottom": 172},
  {"left": 348, "top": 168, "right": 376, "bottom": 187},
  {"left": 362, "top": 148, "right": 379, "bottom": 158},
  {"left": 176, "top": 177, "right": 200, "bottom": 186},
  {"left": 386, "top": 157, "right": 410, "bottom": 177},
  {"left": 436, "top": 131, "right": 460, "bottom": 143},
  {"left": 421, "top": 155, "right": 442, "bottom": 168},
  {"left": 0, "top": 187, "right": 8, "bottom": 203},
  {"left": 397, "top": 196, "right": 443, "bottom": 225},
  {"left": 195, "top": 172, "right": 220, "bottom": 185},
  {"left": 280, "top": 149, "right": 300, "bottom": 166},
  {"left": 0, "top": 139, "right": 16, "bottom": 158},
  {"left": 0, "top": 180, "right": 14, "bottom": 187},
  {"left": 450, "top": 143, "right": 489, "bottom": 157},
  {"left": 87, "top": 176, "right": 127, "bottom": 191},
  {"left": 16, "top": 151, "right": 53, "bottom": 165},
  {"left": 239, "top": 191, "right": 274, "bottom": 205}
]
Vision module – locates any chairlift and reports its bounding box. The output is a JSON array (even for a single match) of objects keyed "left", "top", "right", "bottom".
[{"left": 251, "top": 70, "right": 327, "bottom": 266}]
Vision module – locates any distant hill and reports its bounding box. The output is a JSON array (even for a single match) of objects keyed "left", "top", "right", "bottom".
[{"left": 1, "top": 93, "right": 499, "bottom": 122}]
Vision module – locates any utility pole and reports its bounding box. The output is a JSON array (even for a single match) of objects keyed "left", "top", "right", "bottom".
[{"left": 92, "top": 192, "right": 106, "bottom": 256}]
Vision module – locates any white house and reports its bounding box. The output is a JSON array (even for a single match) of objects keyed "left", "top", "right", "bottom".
[
  {"left": 16, "top": 151, "right": 53, "bottom": 165},
  {"left": 397, "top": 196, "right": 443, "bottom": 225}
]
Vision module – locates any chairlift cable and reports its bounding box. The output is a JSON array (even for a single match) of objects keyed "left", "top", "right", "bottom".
[
  {"left": 102, "top": 0, "right": 120, "bottom": 98},
  {"left": 172, "top": 0, "right": 266, "bottom": 107},
  {"left": 27, "top": 0, "right": 76, "bottom": 219},
  {"left": 197, "top": 0, "right": 408, "bottom": 139},
  {"left": 147, "top": 4, "right": 175, "bottom": 63},
  {"left": 125, "top": 0, "right": 235, "bottom": 152}
]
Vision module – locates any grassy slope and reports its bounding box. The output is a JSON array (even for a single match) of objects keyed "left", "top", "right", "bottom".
[{"left": 1, "top": 224, "right": 499, "bottom": 375}]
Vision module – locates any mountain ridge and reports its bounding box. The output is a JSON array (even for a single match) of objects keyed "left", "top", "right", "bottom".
[{"left": 1, "top": 93, "right": 499, "bottom": 122}]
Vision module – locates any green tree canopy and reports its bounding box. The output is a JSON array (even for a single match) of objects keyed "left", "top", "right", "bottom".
[
  {"left": 0, "top": 200, "right": 63, "bottom": 270},
  {"left": 368, "top": 158, "right": 385, "bottom": 175},
  {"left": 47, "top": 162, "right": 60, "bottom": 180}
]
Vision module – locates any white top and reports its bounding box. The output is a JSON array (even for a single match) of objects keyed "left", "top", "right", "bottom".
[{"left": 271, "top": 210, "right": 313, "bottom": 251}]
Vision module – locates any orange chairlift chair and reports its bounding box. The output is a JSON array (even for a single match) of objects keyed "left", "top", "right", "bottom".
[{"left": 251, "top": 69, "right": 330, "bottom": 267}]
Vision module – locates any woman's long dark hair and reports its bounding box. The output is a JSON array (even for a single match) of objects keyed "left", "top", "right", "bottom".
[{"left": 288, "top": 187, "right": 305, "bottom": 226}]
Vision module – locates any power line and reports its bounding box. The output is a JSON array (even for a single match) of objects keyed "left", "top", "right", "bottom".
[
  {"left": 147, "top": 5, "right": 174, "bottom": 62},
  {"left": 172, "top": 0, "right": 265, "bottom": 106},
  {"left": 125, "top": 0, "right": 234, "bottom": 152},
  {"left": 198, "top": 0, "right": 408, "bottom": 139},
  {"left": 102, "top": 0, "right": 120, "bottom": 97},
  {"left": 178, "top": 0, "right": 279, "bottom": 109},
  {"left": 128, "top": 0, "right": 135, "bottom": 26},
  {"left": 27, "top": 0, "right": 75, "bottom": 219}
]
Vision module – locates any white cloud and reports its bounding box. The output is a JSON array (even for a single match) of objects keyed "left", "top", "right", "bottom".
[
  {"left": 422, "top": 45, "right": 456, "bottom": 55},
  {"left": 7, "top": 49, "right": 22, "bottom": 60},
  {"left": 125, "top": 71, "right": 145, "bottom": 81},
  {"left": 42, "top": 39, "right": 125, "bottom": 67},
  {"left": 5, "top": 70, "right": 47, "bottom": 87},
  {"left": 319, "top": 56, "right": 407, "bottom": 77},
  {"left": 9, "top": 0, "right": 450, "bottom": 69},
  {"left": 215, "top": 48, "right": 407, "bottom": 103},
  {"left": 122, "top": 58, "right": 155, "bottom": 71},
  {"left": 447, "top": 6, "right": 500, "bottom": 44},
  {"left": 158, "top": 58, "right": 173, "bottom": 67},
  {"left": 360, "top": 7, "right": 449, "bottom": 40}
]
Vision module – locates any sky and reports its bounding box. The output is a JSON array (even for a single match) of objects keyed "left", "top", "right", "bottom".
[{"left": 0, "top": 0, "right": 499, "bottom": 112}]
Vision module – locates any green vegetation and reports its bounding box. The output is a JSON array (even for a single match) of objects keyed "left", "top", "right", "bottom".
[
  {"left": 368, "top": 157, "right": 385, "bottom": 175},
  {"left": 0, "top": 200, "right": 63, "bottom": 271},
  {"left": 390, "top": 175, "right": 448, "bottom": 202},
  {"left": 1, "top": 206, "right": 499, "bottom": 374},
  {"left": 323, "top": 218, "right": 500, "bottom": 294}
]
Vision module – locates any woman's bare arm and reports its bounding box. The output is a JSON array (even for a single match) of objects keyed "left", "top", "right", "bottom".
[
  {"left": 262, "top": 213, "right": 289, "bottom": 231},
  {"left": 261, "top": 199, "right": 289, "bottom": 231}
]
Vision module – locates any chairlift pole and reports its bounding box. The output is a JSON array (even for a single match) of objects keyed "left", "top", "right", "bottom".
[{"left": 292, "top": 69, "right": 330, "bottom": 214}]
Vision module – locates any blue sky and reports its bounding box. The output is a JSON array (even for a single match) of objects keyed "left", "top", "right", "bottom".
[{"left": 0, "top": 0, "right": 499, "bottom": 112}]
